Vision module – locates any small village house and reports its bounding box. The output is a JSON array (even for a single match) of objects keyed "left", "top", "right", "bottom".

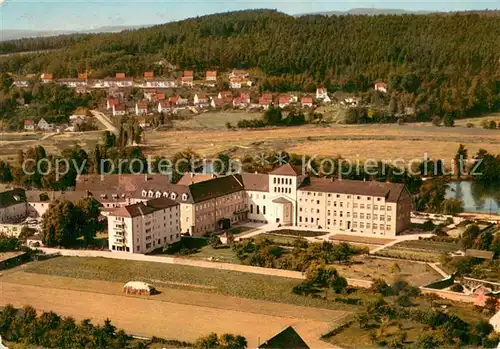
[
  {"left": 316, "top": 87, "right": 330, "bottom": 102},
  {"left": 144, "top": 71, "right": 154, "bottom": 79},
  {"left": 210, "top": 97, "right": 225, "bottom": 108},
  {"left": 40, "top": 73, "right": 53, "bottom": 83},
  {"left": 37, "top": 118, "right": 54, "bottom": 131},
  {"left": 230, "top": 69, "right": 249, "bottom": 79},
  {"left": 169, "top": 96, "right": 188, "bottom": 106},
  {"left": 155, "top": 92, "right": 165, "bottom": 101},
  {"left": 158, "top": 101, "right": 171, "bottom": 114},
  {"left": 375, "top": 82, "right": 388, "bottom": 93},
  {"left": 278, "top": 96, "right": 292, "bottom": 109},
  {"left": 218, "top": 91, "right": 233, "bottom": 100},
  {"left": 106, "top": 97, "right": 119, "bottom": 110},
  {"left": 240, "top": 92, "right": 251, "bottom": 104},
  {"left": 259, "top": 96, "right": 273, "bottom": 110},
  {"left": 13, "top": 78, "right": 30, "bottom": 88},
  {"left": 135, "top": 102, "right": 148, "bottom": 116},
  {"left": 23, "top": 120, "right": 35, "bottom": 131},
  {"left": 301, "top": 96, "right": 314, "bottom": 108},
  {"left": 78, "top": 73, "right": 88, "bottom": 80},
  {"left": 194, "top": 93, "right": 209, "bottom": 105},
  {"left": 206, "top": 70, "right": 217, "bottom": 81},
  {"left": 112, "top": 104, "right": 127, "bottom": 116},
  {"left": 143, "top": 89, "right": 157, "bottom": 101}
]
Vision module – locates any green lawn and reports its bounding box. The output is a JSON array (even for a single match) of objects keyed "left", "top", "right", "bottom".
[
  {"left": 24, "top": 256, "right": 356, "bottom": 311},
  {"left": 395, "top": 240, "right": 460, "bottom": 253},
  {"left": 173, "top": 111, "right": 260, "bottom": 129},
  {"left": 186, "top": 245, "right": 241, "bottom": 264},
  {"left": 267, "top": 229, "right": 327, "bottom": 238},
  {"left": 257, "top": 233, "right": 307, "bottom": 246}
]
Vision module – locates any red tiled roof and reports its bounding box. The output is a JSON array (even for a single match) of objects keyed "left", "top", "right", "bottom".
[
  {"left": 41, "top": 73, "right": 53, "bottom": 80},
  {"left": 259, "top": 97, "right": 272, "bottom": 105},
  {"left": 158, "top": 100, "right": 170, "bottom": 108},
  {"left": 301, "top": 97, "right": 313, "bottom": 104},
  {"left": 24, "top": 120, "right": 35, "bottom": 125},
  {"left": 279, "top": 96, "right": 291, "bottom": 104},
  {"left": 183, "top": 70, "right": 194, "bottom": 77},
  {"left": 270, "top": 163, "right": 303, "bottom": 176},
  {"left": 212, "top": 98, "right": 225, "bottom": 105},
  {"left": 206, "top": 71, "right": 217, "bottom": 77},
  {"left": 113, "top": 104, "right": 126, "bottom": 111},
  {"left": 156, "top": 93, "right": 165, "bottom": 100},
  {"left": 78, "top": 73, "right": 88, "bottom": 79},
  {"left": 136, "top": 102, "right": 148, "bottom": 109},
  {"left": 169, "top": 96, "right": 180, "bottom": 103},
  {"left": 116, "top": 73, "right": 126, "bottom": 79},
  {"left": 144, "top": 72, "right": 154, "bottom": 78}
]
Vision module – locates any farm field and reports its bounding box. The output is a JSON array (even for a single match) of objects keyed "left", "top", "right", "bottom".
[
  {"left": 144, "top": 123, "right": 500, "bottom": 163},
  {"left": 0, "top": 270, "right": 345, "bottom": 348},
  {"left": 1, "top": 120, "right": 500, "bottom": 163},
  {"left": 374, "top": 239, "right": 460, "bottom": 262}
]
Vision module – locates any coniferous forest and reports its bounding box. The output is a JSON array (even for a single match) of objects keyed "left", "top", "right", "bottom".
[{"left": 2, "top": 10, "right": 500, "bottom": 119}]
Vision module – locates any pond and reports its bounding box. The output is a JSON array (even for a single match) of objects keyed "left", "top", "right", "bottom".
[{"left": 445, "top": 181, "right": 500, "bottom": 214}]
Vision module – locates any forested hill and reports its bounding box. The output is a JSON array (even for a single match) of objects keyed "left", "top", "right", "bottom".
[{"left": 2, "top": 9, "right": 500, "bottom": 117}]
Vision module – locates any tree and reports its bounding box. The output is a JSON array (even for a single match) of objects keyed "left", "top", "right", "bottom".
[
  {"left": 460, "top": 224, "right": 481, "bottom": 250},
  {"left": 74, "top": 197, "right": 102, "bottom": 245},
  {"left": 41, "top": 199, "right": 78, "bottom": 247},
  {"left": 262, "top": 106, "right": 282, "bottom": 125},
  {"left": 441, "top": 199, "right": 464, "bottom": 215},
  {"left": 213, "top": 152, "right": 231, "bottom": 175},
  {"left": 443, "top": 114, "right": 455, "bottom": 127},
  {"left": 370, "top": 279, "right": 393, "bottom": 296},
  {"left": 195, "top": 333, "right": 247, "bottom": 349}
]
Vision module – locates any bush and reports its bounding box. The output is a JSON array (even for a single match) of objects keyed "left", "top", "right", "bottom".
[
  {"left": 432, "top": 116, "right": 442, "bottom": 126},
  {"left": 466, "top": 123, "right": 475, "bottom": 128}
]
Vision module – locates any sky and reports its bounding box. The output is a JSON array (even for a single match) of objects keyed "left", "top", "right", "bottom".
[{"left": 0, "top": 0, "right": 499, "bottom": 31}]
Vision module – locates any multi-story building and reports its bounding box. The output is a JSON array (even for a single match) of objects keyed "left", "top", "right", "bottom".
[
  {"left": 107, "top": 197, "right": 180, "bottom": 253},
  {"left": 242, "top": 163, "right": 412, "bottom": 236}
]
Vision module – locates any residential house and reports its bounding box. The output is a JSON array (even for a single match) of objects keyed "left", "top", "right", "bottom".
[
  {"left": 278, "top": 96, "right": 292, "bottom": 109},
  {"left": 210, "top": 97, "right": 225, "bottom": 108},
  {"left": 218, "top": 91, "right": 233, "bottom": 100},
  {"left": 78, "top": 73, "right": 88, "bottom": 80},
  {"left": 229, "top": 77, "right": 243, "bottom": 89},
  {"left": 143, "top": 78, "right": 176, "bottom": 88},
  {"left": 169, "top": 96, "right": 187, "bottom": 106},
  {"left": 104, "top": 73, "right": 133, "bottom": 88},
  {"left": 107, "top": 197, "right": 181, "bottom": 253},
  {"left": 181, "top": 70, "right": 194, "bottom": 87},
  {"left": 107, "top": 97, "right": 119, "bottom": 110},
  {"left": 37, "top": 118, "right": 53, "bottom": 131},
  {"left": 57, "top": 78, "right": 88, "bottom": 88},
  {"left": 375, "top": 82, "right": 388, "bottom": 93},
  {"left": 232, "top": 97, "right": 246, "bottom": 108},
  {"left": 144, "top": 72, "right": 154, "bottom": 79},
  {"left": 240, "top": 92, "right": 251, "bottom": 105},
  {"left": 206, "top": 70, "right": 217, "bottom": 81},
  {"left": 301, "top": 96, "right": 314, "bottom": 108},
  {"left": 23, "top": 120, "right": 35, "bottom": 131},
  {"left": 135, "top": 102, "right": 148, "bottom": 116},
  {"left": 230, "top": 69, "right": 249, "bottom": 79},
  {"left": 259, "top": 96, "right": 273, "bottom": 110},
  {"left": 316, "top": 87, "right": 330, "bottom": 101},
  {"left": 112, "top": 104, "right": 127, "bottom": 116},
  {"left": 143, "top": 89, "right": 157, "bottom": 101},
  {"left": 155, "top": 93, "right": 165, "bottom": 101},
  {"left": 40, "top": 73, "right": 54, "bottom": 83},
  {"left": 13, "top": 78, "right": 30, "bottom": 88},
  {"left": 194, "top": 93, "right": 209, "bottom": 106},
  {"left": 158, "top": 101, "right": 171, "bottom": 114}
]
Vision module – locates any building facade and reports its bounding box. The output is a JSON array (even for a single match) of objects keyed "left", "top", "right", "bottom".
[{"left": 107, "top": 197, "right": 180, "bottom": 253}]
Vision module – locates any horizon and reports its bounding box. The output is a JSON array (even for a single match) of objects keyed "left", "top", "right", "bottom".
[{"left": 1, "top": 0, "right": 499, "bottom": 32}]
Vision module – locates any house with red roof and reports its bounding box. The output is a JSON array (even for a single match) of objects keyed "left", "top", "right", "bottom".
[
  {"left": 375, "top": 82, "right": 388, "bottom": 93},
  {"left": 112, "top": 104, "right": 127, "bottom": 116},
  {"left": 143, "top": 89, "right": 157, "bottom": 101},
  {"left": 40, "top": 73, "right": 53, "bottom": 84},
  {"left": 278, "top": 96, "right": 292, "bottom": 109},
  {"left": 144, "top": 72, "right": 154, "bottom": 79},
  {"left": 158, "top": 100, "right": 171, "bottom": 114},
  {"left": 106, "top": 97, "right": 119, "bottom": 110},
  {"left": 135, "top": 102, "right": 148, "bottom": 116},
  {"left": 206, "top": 70, "right": 217, "bottom": 81},
  {"left": 24, "top": 120, "right": 35, "bottom": 131},
  {"left": 155, "top": 92, "right": 165, "bottom": 101},
  {"left": 259, "top": 96, "right": 273, "bottom": 110},
  {"left": 194, "top": 93, "right": 209, "bottom": 106},
  {"left": 301, "top": 96, "right": 314, "bottom": 108},
  {"left": 210, "top": 97, "right": 225, "bottom": 108}
]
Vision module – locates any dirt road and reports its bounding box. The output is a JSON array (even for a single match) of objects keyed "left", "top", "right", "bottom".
[{"left": 0, "top": 280, "right": 341, "bottom": 348}]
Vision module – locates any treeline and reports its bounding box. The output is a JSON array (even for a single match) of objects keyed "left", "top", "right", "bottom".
[
  {"left": 3, "top": 10, "right": 500, "bottom": 120},
  {"left": 0, "top": 304, "right": 247, "bottom": 348}
]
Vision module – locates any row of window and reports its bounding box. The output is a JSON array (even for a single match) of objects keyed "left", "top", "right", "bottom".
[
  {"left": 301, "top": 191, "right": 387, "bottom": 202},
  {"left": 250, "top": 204, "right": 266, "bottom": 215},
  {"left": 273, "top": 177, "right": 293, "bottom": 185},
  {"left": 274, "top": 187, "right": 292, "bottom": 194}
]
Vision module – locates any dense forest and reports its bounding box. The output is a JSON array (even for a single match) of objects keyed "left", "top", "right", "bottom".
[{"left": 2, "top": 10, "right": 500, "bottom": 119}]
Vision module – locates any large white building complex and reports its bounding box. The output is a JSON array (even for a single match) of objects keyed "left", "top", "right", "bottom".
[{"left": 0, "top": 163, "right": 413, "bottom": 253}]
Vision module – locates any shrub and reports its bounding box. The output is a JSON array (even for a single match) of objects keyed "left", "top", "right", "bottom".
[
  {"left": 466, "top": 123, "right": 475, "bottom": 128},
  {"left": 432, "top": 116, "right": 442, "bottom": 126}
]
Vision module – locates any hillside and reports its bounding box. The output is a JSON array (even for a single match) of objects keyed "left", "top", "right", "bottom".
[{"left": 1, "top": 9, "right": 500, "bottom": 119}]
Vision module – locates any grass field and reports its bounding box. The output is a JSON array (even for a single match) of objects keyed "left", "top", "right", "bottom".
[
  {"left": 172, "top": 111, "right": 260, "bottom": 129},
  {"left": 257, "top": 233, "right": 307, "bottom": 245},
  {"left": 20, "top": 256, "right": 353, "bottom": 311},
  {"left": 394, "top": 239, "right": 460, "bottom": 253}
]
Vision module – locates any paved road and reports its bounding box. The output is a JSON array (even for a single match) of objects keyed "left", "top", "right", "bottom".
[{"left": 91, "top": 110, "right": 118, "bottom": 134}]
